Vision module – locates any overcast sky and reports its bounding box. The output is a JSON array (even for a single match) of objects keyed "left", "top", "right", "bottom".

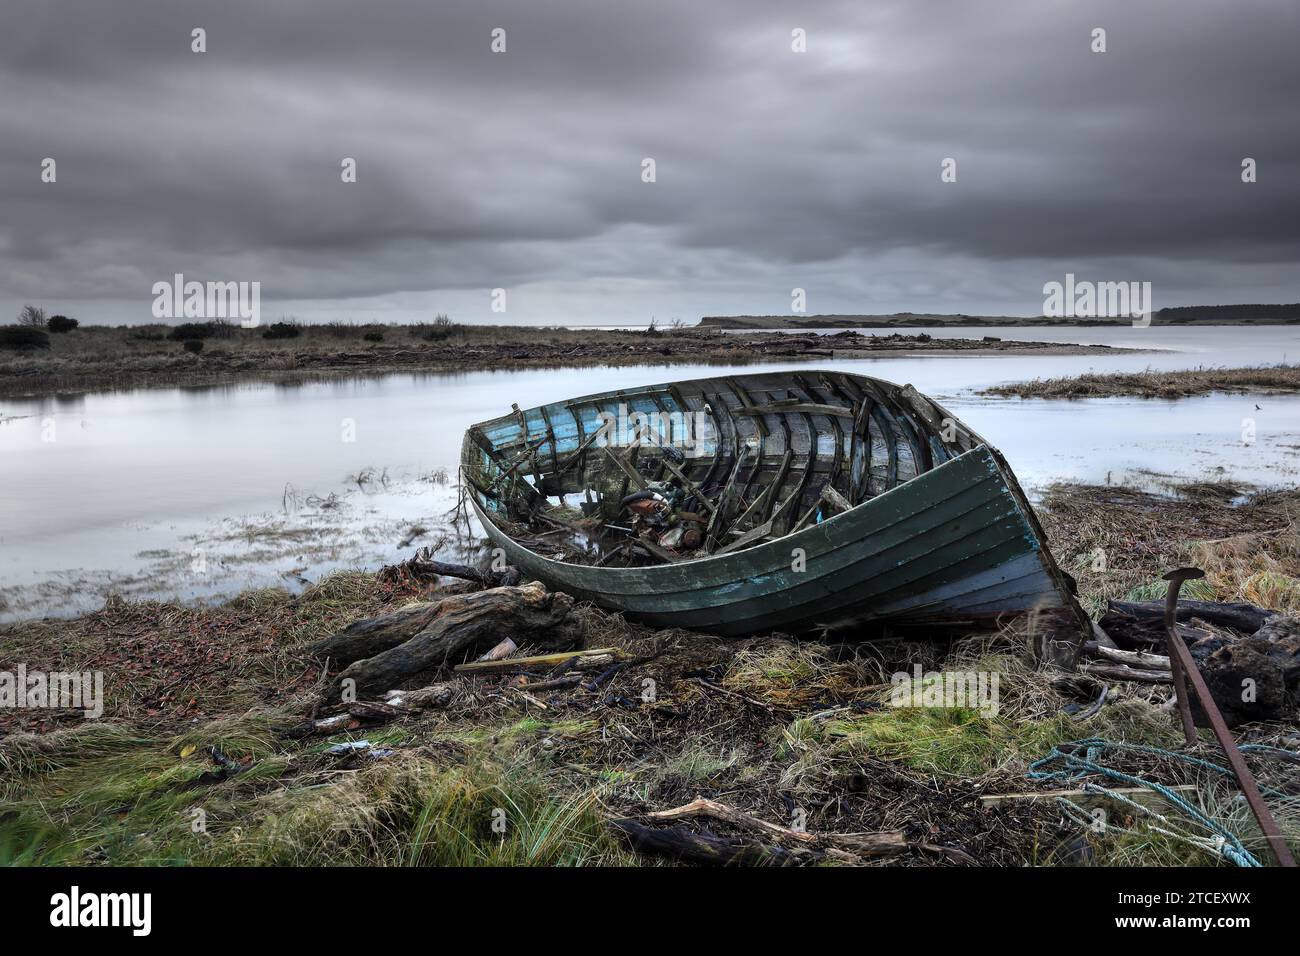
[{"left": 2, "top": 0, "right": 1298, "bottom": 325}]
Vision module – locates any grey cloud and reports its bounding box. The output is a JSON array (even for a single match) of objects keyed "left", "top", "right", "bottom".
[{"left": 1, "top": 0, "right": 1298, "bottom": 323}]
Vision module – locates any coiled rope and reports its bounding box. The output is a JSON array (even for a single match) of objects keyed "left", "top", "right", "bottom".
[{"left": 1027, "top": 738, "right": 1300, "bottom": 867}]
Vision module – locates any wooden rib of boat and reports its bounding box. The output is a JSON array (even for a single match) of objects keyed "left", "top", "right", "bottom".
[{"left": 460, "top": 370, "right": 1087, "bottom": 658}]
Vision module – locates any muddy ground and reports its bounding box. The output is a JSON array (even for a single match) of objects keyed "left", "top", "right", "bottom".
[{"left": 1, "top": 479, "right": 1297, "bottom": 866}]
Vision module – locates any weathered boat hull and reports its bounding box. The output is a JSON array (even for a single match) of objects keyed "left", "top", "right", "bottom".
[
  {"left": 462, "top": 370, "right": 1086, "bottom": 652},
  {"left": 472, "top": 443, "right": 1067, "bottom": 635}
]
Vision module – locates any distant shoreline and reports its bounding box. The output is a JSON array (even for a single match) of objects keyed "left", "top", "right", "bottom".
[
  {"left": 0, "top": 322, "right": 1133, "bottom": 400},
  {"left": 700, "top": 307, "right": 1300, "bottom": 330}
]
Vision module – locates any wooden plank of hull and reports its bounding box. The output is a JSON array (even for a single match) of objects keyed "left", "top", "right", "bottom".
[
  {"left": 485, "top": 445, "right": 1007, "bottom": 600},
  {"left": 467, "top": 372, "right": 971, "bottom": 497},
  {"left": 470, "top": 443, "right": 1070, "bottom": 636}
]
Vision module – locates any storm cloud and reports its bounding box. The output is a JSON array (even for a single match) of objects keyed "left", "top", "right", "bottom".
[{"left": 2, "top": 0, "right": 1298, "bottom": 324}]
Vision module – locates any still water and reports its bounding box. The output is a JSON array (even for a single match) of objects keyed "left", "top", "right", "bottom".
[{"left": 1, "top": 326, "right": 1297, "bottom": 620}]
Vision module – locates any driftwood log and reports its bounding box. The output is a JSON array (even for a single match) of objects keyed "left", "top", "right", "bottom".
[
  {"left": 384, "top": 683, "right": 457, "bottom": 711},
  {"left": 1078, "top": 663, "right": 1173, "bottom": 684},
  {"left": 643, "top": 797, "right": 908, "bottom": 861},
  {"left": 284, "top": 684, "right": 458, "bottom": 738},
  {"left": 1087, "top": 598, "right": 1300, "bottom": 727},
  {"left": 609, "top": 820, "right": 807, "bottom": 866},
  {"left": 307, "top": 601, "right": 451, "bottom": 667},
  {"left": 320, "top": 582, "right": 582, "bottom": 702},
  {"left": 609, "top": 798, "right": 909, "bottom": 866},
  {"left": 1100, "top": 600, "right": 1277, "bottom": 648},
  {"left": 609, "top": 817, "right": 909, "bottom": 867},
  {"left": 379, "top": 548, "right": 522, "bottom": 588},
  {"left": 1083, "top": 642, "right": 1171, "bottom": 670},
  {"left": 416, "top": 559, "right": 522, "bottom": 588}
]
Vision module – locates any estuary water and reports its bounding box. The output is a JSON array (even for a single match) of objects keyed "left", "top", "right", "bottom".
[{"left": 1, "top": 325, "right": 1296, "bottom": 620}]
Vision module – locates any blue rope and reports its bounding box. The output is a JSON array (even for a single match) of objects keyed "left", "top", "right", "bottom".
[
  {"left": 1241, "top": 743, "right": 1300, "bottom": 763},
  {"left": 1026, "top": 737, "right": 1300, "bottom": 867}
]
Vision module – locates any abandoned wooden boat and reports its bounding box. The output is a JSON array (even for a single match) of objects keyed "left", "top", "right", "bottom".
[{"left": 461, "top": 370, "right": 1086, "bottom": 657}]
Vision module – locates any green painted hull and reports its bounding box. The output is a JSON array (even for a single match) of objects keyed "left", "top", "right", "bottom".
[{"left": 462, "top": 370, "right": 1083, "bottom": 638}]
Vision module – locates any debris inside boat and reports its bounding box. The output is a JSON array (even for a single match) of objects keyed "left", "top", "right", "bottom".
[{"left": 461, "top": 371, "right": 1088, "bottom": 658}]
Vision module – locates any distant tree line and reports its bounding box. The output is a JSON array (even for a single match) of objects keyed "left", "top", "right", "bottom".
[{"left": 1155, "top": 304, "right": 1300, "bottom": 322}]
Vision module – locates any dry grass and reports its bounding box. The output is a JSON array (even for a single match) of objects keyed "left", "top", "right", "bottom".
[
  {"left": 981, "top": 364, "right": 1300, "bottom": 400},
  {"left": 2, "top": 479, "right": 1298, "bottom": 867},
  {"left": 0, "top": 571, "right": 425, "bottom": 733},
  {"left": 0, "top": 605, "right": 1081, "bottom": 865},
  {"left": 1037, "top": 481, "right": 1300, "bottom": 615}
]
